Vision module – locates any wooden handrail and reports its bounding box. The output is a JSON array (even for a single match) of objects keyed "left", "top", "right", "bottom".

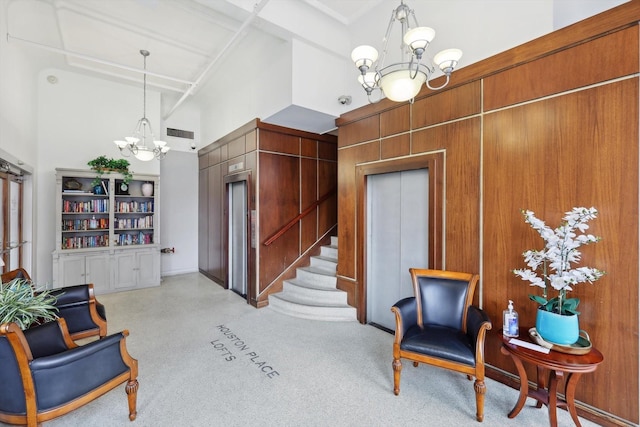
[{"left": 263, "top": 188, "right": 336, "bottom": 246}]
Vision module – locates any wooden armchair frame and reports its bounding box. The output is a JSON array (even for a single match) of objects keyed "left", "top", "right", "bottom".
[
  {"left": 0, "top": 318, "right": 138, "bottom": 426},
  {"left": 391, "top": 269, "right": 492, "bottom": 422}
]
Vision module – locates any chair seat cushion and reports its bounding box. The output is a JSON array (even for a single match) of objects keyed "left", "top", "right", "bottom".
[{"left": 401, "top": 324, "right": 475, "bottom": 367}]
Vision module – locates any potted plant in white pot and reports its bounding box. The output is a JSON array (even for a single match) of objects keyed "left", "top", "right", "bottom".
[
  {"left": 513, "top": 207, "right": 605, "bottom": 345},
  {"left": 0, "top": 278, "right": 59, "bottom": 330}
]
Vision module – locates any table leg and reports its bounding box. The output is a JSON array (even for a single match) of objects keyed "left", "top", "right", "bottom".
[
  {"left": 565, "top": 372, "right": 584, "bottom": 427},
  {"left": 547, "top": 369, "right": 564, "bottom": 427},
  {"left": 536, "top": 366, "right": 547, "bottom": 408},
  {"left": 501, "top": 346, "right": 529, "bottom": 418}
]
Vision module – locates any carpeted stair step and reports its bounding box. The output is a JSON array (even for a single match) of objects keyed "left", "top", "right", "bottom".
[{"left": 310, "top": 255, "right": 337, "bottom": 272}]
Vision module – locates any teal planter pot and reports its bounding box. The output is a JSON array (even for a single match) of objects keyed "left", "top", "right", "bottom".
[{"left": 535, "top": 308, "right": 579, "bottom": 345}]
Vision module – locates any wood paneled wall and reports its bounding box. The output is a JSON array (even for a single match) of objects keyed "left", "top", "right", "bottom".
[
  {"left": 198, "top": 120, "right": 337, "bottom": 307},
  {"left": 335, "top": 4, "right": 639, "bottom": 424}
]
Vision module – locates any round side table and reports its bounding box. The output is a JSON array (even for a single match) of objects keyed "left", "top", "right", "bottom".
[{"left": 500, "top": 327, "right": 603, "bottom": 427}]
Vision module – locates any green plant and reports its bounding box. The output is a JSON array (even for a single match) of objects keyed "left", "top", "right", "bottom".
[
  {"left": 513, "top": 207, "right": 605, "bottom": 315},
  {"left": 88, "top": 156, "right": 133, "bottom": 186},
  {"left": 0, "top": 278, "right": 59, "bottom": 329}
]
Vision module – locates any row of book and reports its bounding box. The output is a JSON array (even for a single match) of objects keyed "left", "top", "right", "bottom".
[
  {"left": 114, "top": 216, "right": 154, "bottom": 229},
  {"left": 115, "top": 201, "right": 154, "bottom": 213},
  {"left": 115, "top": 232, "right": 153, "bottom": 246},
  {"left": 61, "top": 235, "right": 109, "bottom": 249},
  {"left": 62, "top": 218, "right": 109, "bottom": 231},
  {"left": 63, "top": 199, "right": 109, "bottom": 213}
]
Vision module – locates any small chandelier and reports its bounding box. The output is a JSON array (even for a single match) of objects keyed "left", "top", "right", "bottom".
[
  {"left": 351, "top": 0, "right": 462, "bottom": 103},
  {"left": 114, "top": 50, "right": 170, "bottom": 161}
]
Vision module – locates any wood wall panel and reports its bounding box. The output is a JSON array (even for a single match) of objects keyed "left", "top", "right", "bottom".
[
  {"left": 338, "top": 115, "right": 380, "bottom": 148},
  {"left": 337, "top": 141, "right": 380, "bottom": 280},
  {"left": 381, "top": 134, "right": 409, "bottom": 159},
  {"left": 198, "top": 154, "right": 208, "bottom": 170},
  {"left": 413, "top": 118, "right": 481, "bottom": 275},
  {"left": 301, "top": 138, "right": 316, "bottom": 158},
  {"left": 246, "top": 129, "right": 257, "bottom": 152},
  {"left": 259, "top": 153, "right": 300, "bottom": 289},
  {"left": 259, "top": 130, "right": 300, "bottom": 155},
  {"left": 318, "top": 140, "right": 337, "bottom": 161},
  {"left": 380, "top": 104, "right": 409, "bottom": 137},
  {"left": 301, "top": 158, "right": 317, "bottom": 250},
  {"left": 207, "top": 163, "right": 223, "bottom": 282},
  {"left": 483, "top": 79, "right": 638, "bottom": 421},
  {"left": 318, "top": 159, "right": 337, "bottom": 237},
  {"left": 412, "top": 81, "right": 481, "bottom": 129},
  {"left": 228, "top": 136, "right": 245, "bottom": 159},
  {"left": 484, "top": 26, "right": 639, "bottom": 111}
]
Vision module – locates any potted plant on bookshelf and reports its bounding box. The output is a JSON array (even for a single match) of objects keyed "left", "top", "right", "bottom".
[
  {"left": 0, "top": 278, "right": 59, "bottom": 330},
  {"left": 513, "top": 207, "right": 605, "bottom": 345},
  {"left": 88, "top": 156, "right": 133, "bottom": 194}
]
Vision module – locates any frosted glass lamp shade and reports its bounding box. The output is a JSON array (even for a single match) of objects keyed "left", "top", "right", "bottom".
[
  {"left": 434, "top": 49, "right": 463, "bottom": 74},
  {"left": 357, "top": 71, "right": 378, "bottom": 88},
  {"left": 403, "top": 27, "right": 435, "bottom": 53},
  {"left": 134, "top": 148, "right": 155, "bottom": 161},
  {"left": 379, "top": 69, "right": 427, "bottom": 102},
  {"left": 114, "top": 140, "right": 128, "bottom": 148},
  {"left": 153, "top": 140, "right": 167, "bottom": 148},
  {"left": 351, "top": 45, "right": 378, "bottom": 70}
]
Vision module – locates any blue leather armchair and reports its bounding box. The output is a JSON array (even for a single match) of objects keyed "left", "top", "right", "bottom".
[
  {"left": 1, "top": 268, "right": 107, "bottom": 340},
  {"left": 0, "top": 318, "right": 138, "bottom": 426},
  {"left": 391, "top": 269, "right": 492, "bottom": 422}
]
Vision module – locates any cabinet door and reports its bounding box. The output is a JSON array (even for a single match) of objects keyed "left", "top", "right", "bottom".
[
  {"left": 113, "top": 252, "right": 137, "bottom": 289},
  {"left": 85, "top": 254, "right": 111, "bottom": 294},
  {"left": 136, "top": 250, "right": 159, "bottom": 288},
  {"left": 59, "top": 256, "right": 87, "bottom": 286}
]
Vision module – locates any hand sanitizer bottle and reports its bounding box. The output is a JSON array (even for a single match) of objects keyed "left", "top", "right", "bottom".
[{"left": 503, "top": 300, "right": 519, "bottom": 337}]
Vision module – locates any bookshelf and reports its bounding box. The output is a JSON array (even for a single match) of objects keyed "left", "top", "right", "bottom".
[{"left": 52, "top": 168, "right": 160, "bottom": 294}]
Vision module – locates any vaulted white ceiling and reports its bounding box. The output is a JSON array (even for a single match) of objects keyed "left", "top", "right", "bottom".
[{"left": 2, "top": 0, "right": 628, "bottom": 137}]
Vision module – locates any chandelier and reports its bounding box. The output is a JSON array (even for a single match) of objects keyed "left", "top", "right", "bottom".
[
  {"left": 114, "top": 50, "right": 170, "bottom": 161},
  {"left": 351, "top": 0, "right": 462, "bottom": 103}
]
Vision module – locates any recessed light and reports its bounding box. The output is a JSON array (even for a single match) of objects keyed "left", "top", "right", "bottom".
[{"left": 47, "top": 75, "right": 58, "bottom": 84}]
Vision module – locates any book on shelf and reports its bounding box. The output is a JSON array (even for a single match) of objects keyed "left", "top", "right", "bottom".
[{"left": 101, "top": 180, "right": 109, "bottom": 195}]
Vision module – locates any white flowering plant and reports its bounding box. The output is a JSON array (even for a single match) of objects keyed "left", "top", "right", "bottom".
[{"left": 513, "top": 207, "right": 605, "bottom": 316}]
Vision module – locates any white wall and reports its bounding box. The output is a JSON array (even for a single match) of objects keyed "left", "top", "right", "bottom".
[
  {"left": 35, "top": 67, "right": 200, "bottom": 284},
  {"left": 159, "top": 150, "right": 199, "bottom": 276}
]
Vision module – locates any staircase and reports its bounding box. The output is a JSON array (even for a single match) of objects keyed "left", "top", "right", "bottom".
[{"left": 268, "top": 236, "right": 357, "bottom": 321}]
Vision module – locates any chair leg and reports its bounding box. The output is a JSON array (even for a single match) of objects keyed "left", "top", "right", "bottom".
[
  {"left": 126, "top": 379, "right": 139, "bottom": 421},
  {"left": 474, "top": 378, "right": 486, "bottom": 422},
  {"left": 392, "top": 358, "right": 402, "bottom": 395}
]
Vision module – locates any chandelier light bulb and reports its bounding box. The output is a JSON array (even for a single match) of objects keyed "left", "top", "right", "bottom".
[{"left": 403, "top": 27, "right": 435, "bottom": 58}]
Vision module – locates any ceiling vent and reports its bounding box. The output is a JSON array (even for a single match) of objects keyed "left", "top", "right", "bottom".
[{"left": 166, "top": 128, "right": 194, "bottom": 139}]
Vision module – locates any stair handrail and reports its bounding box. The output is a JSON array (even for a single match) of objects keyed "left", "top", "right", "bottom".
[{"left": 263, "top": 188, "right": 336, "bottom": 247}]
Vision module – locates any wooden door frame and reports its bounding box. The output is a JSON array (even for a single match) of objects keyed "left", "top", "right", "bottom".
[{"left": 356, "top": 152, "right": 444, "bottom": 324}]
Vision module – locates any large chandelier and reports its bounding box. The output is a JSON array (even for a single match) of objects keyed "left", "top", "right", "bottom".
[
  {"left": 351, "top": 0, "right": 462, "bottom": 103},
  {"left": 114, "top": 50, "right": 170, "bottom": 161}
]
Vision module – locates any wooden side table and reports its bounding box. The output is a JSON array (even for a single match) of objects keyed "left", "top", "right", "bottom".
[{"left": 500, "top": 327, "right": 604, "bottom": 427}]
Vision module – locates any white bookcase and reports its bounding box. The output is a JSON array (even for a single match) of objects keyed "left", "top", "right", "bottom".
[{"left": 52, "top": 168, "right": 160, "bottom": 294}]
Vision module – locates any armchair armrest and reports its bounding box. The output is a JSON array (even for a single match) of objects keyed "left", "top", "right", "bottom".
[
  {"left": 466, "top": 306, "right": 492, "bottom": 361},
  {"left": 391, "top": 297, "right": 417, "bottom": 343},
  {"left": 49, "top": 284, "right": 107, "bottom": 339}
]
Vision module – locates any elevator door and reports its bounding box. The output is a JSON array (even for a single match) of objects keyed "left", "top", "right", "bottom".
[
  {"left": 228, "top": 180, "right": 247, "bottom": 296},
  {"left": 366, "top": 169, "right": 429, "bottom": 331}
]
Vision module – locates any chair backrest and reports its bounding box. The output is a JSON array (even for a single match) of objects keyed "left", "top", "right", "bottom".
[
  {"left": 1, "top": 268, "right": 31, "bottom": 283},
  {"left": 409, "top": 269, "right": 479, "bottom": 331}
]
